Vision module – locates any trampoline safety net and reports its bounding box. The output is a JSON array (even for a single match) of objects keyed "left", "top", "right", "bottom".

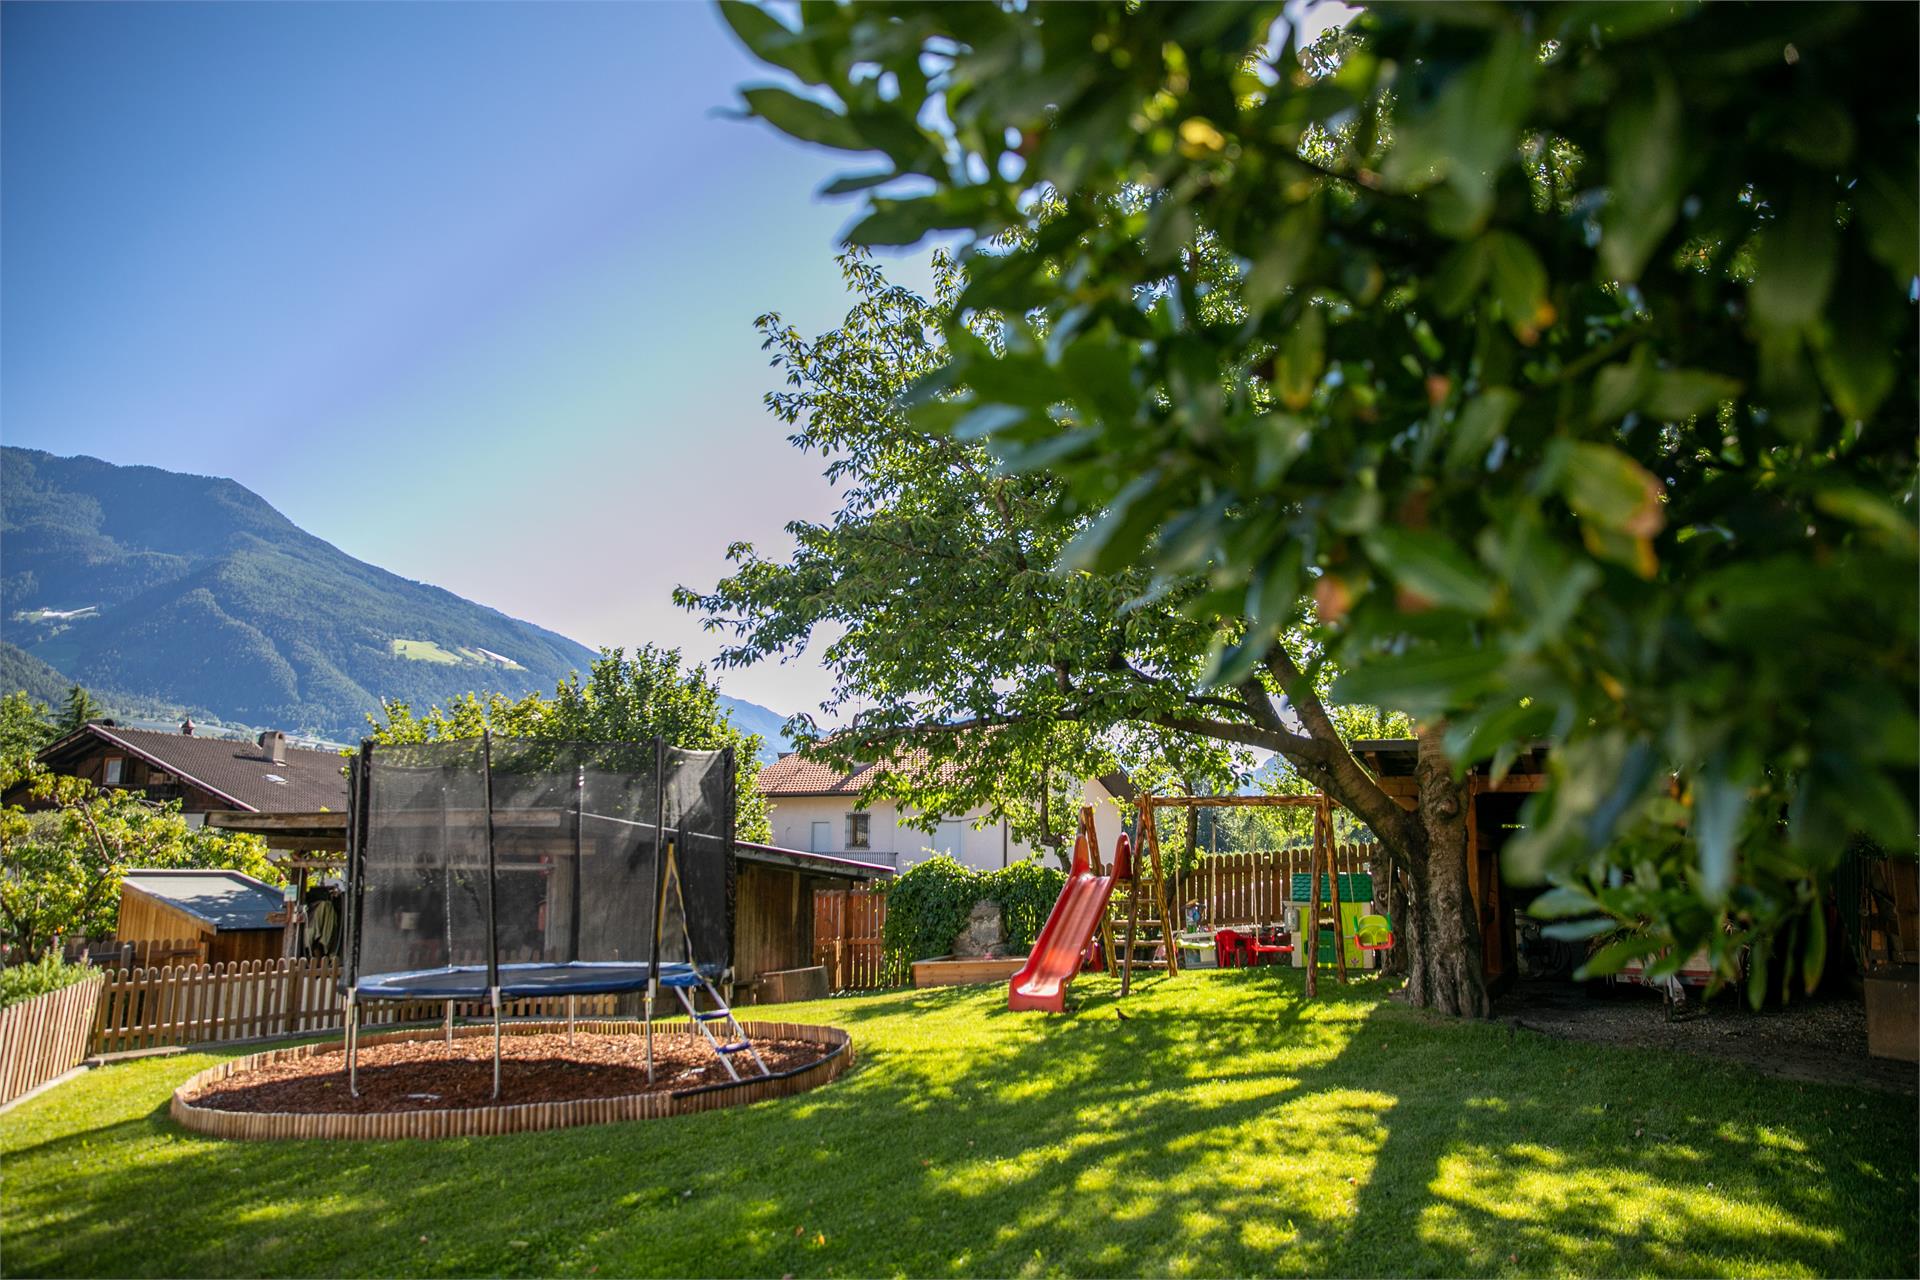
[{"left": 343, "top": 735, "right": 736, "bottom": 995}]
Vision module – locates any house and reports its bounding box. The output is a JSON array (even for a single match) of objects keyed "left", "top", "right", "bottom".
[
  {"left": 5, "top": 721, "right": 349, "bottom": 818},
  {"left": 115, "top": 868, "right": 287, "bottom": 965},
  {"left": 756, "top": 751, "right": 1125, "bottom": 873}
]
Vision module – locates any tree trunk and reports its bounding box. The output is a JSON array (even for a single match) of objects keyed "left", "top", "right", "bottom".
[
  {"left": 1404, "top": 727, "right": 1490, "bottom": 1017},
  {"left": 1285, "top": 722, "right": 1489, "bottom": 1017}
]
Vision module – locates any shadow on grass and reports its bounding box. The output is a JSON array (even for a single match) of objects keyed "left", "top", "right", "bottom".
[{"left": 4, "top": 968, "right": 1915, "bottom": 1278}]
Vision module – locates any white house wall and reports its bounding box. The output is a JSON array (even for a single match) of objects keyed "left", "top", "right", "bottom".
[
  {"left": 765, "top": 796, "right": 1044, "bottom": 872},
  {"left": 766, "top": 777, "right": 1132, "bottom": 875}
]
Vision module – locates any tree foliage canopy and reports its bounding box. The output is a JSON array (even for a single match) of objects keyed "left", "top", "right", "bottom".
[
  {"left": 724, "top": 0, "right": 1917, "bottom": 987},
  {"left": 0, "top": 774, "right": 277, "bottom": 958},
  {"left": 366, "top": 645, "right": 772, "bottom": 843}
]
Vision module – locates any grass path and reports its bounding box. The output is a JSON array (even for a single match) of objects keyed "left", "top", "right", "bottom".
[{"left": 3, "top": 969, "right": 1913, "bottom": 1277}]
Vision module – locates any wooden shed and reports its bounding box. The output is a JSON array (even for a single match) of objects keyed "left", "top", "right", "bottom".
[
  {"left": 733, "top": 841, "right": 892, "bottom": 1003},
  {"left": 116, "top": 869, "right": 286, "bottom": 966}
]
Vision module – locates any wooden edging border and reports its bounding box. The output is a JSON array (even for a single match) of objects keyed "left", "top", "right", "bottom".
[{"left": 169, "top": 1019, "right": 853, "bottom": 1141}]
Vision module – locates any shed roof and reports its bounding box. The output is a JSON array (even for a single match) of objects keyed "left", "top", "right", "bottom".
[{"left": 120, "top": 869, "right": 284, "bottom": 931}]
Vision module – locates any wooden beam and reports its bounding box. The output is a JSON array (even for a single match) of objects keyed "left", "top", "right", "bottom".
[{"left": 205, "top": 811, "right": 347, "bottom": 832}]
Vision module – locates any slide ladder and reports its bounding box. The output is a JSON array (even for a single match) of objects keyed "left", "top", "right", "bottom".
[{"left": 1117, "top": 796, "right": 1181, "bottom": 996}]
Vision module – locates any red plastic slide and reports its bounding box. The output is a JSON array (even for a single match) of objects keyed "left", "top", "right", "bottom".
[{"left": 1008, "top": 831, "right": 1124, "bottom": 1013}]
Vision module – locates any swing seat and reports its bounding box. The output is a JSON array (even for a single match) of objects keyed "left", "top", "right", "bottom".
[{"left": 1353, "top": 913, "right": 1395, "bottom": 951}]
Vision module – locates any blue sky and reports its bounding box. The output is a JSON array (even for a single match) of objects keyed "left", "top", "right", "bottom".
[{"left": 2, "top": 0, "right": 936, "bottom": 716}]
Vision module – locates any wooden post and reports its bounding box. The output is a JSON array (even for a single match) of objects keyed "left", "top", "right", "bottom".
[
  {"left": 1325, "top": 798, "right": 1348, "bottom": 984},
  {"left": 1305, "top": 821, "right": 1323, "bottom": 999},
  {"left": 838, "top": 890, "right": 851, "bottom": 991}
]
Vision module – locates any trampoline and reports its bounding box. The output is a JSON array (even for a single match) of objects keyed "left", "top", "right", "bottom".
[{"left": 340, "top": 734, "right": 767, "bottom": 1097}]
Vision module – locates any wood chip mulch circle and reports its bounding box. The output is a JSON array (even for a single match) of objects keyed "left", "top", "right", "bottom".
[{"left": 183, "top": 1031, "right": 829, "bottom": 1114}]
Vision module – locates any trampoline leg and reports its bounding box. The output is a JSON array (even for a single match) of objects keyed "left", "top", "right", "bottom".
[
  {"left": 346, "top": 998, "right": 359, "bottom": 1098},
  {"left": 644, "top": 991, "right": 654, "bottom": 1084},
  {"left": 567, "top": 994, "right": 575, "bottom": 1047},
  {"left": 444, "top": 1000, "right": 453, "bottom": 1046},
  {"left": 490, "top": 986, "right": 503, "bottom": 1101}
]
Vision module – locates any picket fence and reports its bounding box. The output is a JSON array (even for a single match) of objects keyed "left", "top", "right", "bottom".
[
  {"left": 90, "top": 958, "right": 623, "bottom": 1055},
  {"left": 808, "top": 845, "right": 1393, "bottom": 993},
  {"left": 1190, "top": 843, "right": 1383, "bottom": 928},
  {"left": 0, "top": 972, "right": 105, "bottom": 1105}
]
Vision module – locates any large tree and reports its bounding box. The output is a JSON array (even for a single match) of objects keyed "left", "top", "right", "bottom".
[
  {"left": 717, "top": 1, "right": 1918, "bottom": 1014},
  {"left": 683, "top": 251, "right": 1469, "bottom": 1001}
]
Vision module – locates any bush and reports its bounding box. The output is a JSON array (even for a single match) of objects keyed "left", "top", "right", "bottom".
[
  {"left": 880, "top": 855, "right": 1067, "bottom": 979},
  {"left": 0, "top": 954, "right": 94, "bottom": 1009}
]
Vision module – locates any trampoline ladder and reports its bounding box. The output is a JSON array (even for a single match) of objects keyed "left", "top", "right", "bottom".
[{"left": 673, "top": 979, "right": 771, "bottom": 1082}]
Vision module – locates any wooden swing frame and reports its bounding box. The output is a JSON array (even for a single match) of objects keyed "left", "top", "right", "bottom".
[{"left": 1135, "top": 791, "right": 1349, "bottom": 998}]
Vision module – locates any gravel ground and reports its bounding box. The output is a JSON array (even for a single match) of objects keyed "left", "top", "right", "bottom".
[{"left": 1492, "top": 979, "right": 1917, "bottom": 1095}]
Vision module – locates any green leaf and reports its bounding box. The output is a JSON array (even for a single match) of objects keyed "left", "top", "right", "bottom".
[
  {"left": 820, "top": 170, "right": 899, "bottom": 196},
  {"left": 848, "top": 194, "right": 989, "bottom": 246},
  {"left": 1750, "top": 177, "right": 1839, "bottom": 335},
  {"left": 1692, "top": 771, "right": 1746, "bottom": 904},
  {"left": 1813, "top": 486, "right": 1919, "bottom": 550},
  {"left": 1746, "top": 940, "right": 1769, "bottom": 1010},
  {"left": 1445, "top": 387, "right": 1520, "bottom": 472},
  {"left": 1577, "top": 933, "right": 1666, "bottom": 979},
  {"left": 1057, "top": 471, "right": 1167, "bottom": 575},
  {"left": 1588, "top": 348, "right": 1650, "bottom": 425},
  {"left": 1362, "top": 526, "right": 1500, "bottom": 615},
  {"left": 1380, "top": 25, "right": 1538, "bottom": 233},
  {"left": 1600, "top": 72, "right": 1684, "bottom": 282},
  {"left": 718, "top": 2, "right": 828, "bottom": 86},
  {"left": 741, "top": 86, "right": 867, "bottom": 151},
  {"left": 1558, "top": 443, "right": 1664, "bottom": 536},
  {"left": 1856, "top": 159, "right": 1919, "bottom": 285},
  {"left": 1430, "top": 238, "right": 1491, "bottom": 315},
  {"left": 1542, "top": 917, "right": 1622, "bottom": 942},
  {"left": 1244, "top": 201, "right": 1323, "bottom": 315},
  {"left": 1332, "top": 649, "right": 1506, "bottom": 717},
  {"left": 1485, "top": 232, "right": 1550, "bottom": 338},
  {"left": 1271, "top": 306, "right": 1326, "bottom": 409},
  {"left": 1642, "top": 369, "right": 1740, "bottom": 421},
  {"left": 1530, "top": 885, "right": 1601, "bottom": 919},
  {"left": 1812, "top": 250, "right": 1902, "bottom": 421},
  {"left": 1802, "top": 898, "right": 1826, "bottom": 995}
]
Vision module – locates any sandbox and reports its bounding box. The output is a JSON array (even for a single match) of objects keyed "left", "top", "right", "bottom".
[{"left": 171, "top": 1019, "right": 852, "bottom": 1140}]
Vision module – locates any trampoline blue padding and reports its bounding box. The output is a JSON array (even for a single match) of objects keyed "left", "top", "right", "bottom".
[{"left": 352, "top": 961, "right": 708, "bottom": 1001}]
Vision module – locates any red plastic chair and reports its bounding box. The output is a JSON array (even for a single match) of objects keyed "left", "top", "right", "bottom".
[{"left": 1214, "top": 929, "right": 1251, "bottom": 968}]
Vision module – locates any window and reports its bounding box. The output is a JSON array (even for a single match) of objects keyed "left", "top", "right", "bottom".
[
  {"left": 102, "top": 757, "right": 124, "bottom": 786},
  {"left": 810, "top": 821, "right": 832, "bottom": 853},
  {"left": 935, "top": 819, "right": 963, "bottom": 859},
  {"left": 845, "top": 812, "right": 871, "bottom": 850}
]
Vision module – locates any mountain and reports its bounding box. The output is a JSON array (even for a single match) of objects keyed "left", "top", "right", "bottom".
[{"left": 0, "top": 448, "right": 789, "bottom": 753}]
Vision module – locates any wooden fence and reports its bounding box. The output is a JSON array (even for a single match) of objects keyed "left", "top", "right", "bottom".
[
  {"left": 1189, "top": 843, "right": 1383, "bottom": 928},
  {"left": 90, "top": 958, "right": 623, "bottom": 1055},
  {"left": 812, "top": 889, "right": 891, "bottom": 991},
  {"left": 0, "top": 972, "right": 105, "bottom": 1105},
  {"left": 808, "top": 845, "right": 1389, "bottom": 992}
]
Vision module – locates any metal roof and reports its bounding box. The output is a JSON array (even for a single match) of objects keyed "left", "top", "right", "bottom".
[{"left": 120, "top": 869, "right": 284, "bottom": 931}]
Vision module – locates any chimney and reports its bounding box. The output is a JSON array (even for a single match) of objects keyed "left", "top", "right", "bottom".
[
  {"left": 180, "top": 718, "right": 195, "bottom": 736},
  {"left": 258, "top": 730, "right": 288, "bottom": 765}
]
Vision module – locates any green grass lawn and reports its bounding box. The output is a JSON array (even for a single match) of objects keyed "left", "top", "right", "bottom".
[{"left": 4, "top": 969, "right": 1913, "bottom": 1278}]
